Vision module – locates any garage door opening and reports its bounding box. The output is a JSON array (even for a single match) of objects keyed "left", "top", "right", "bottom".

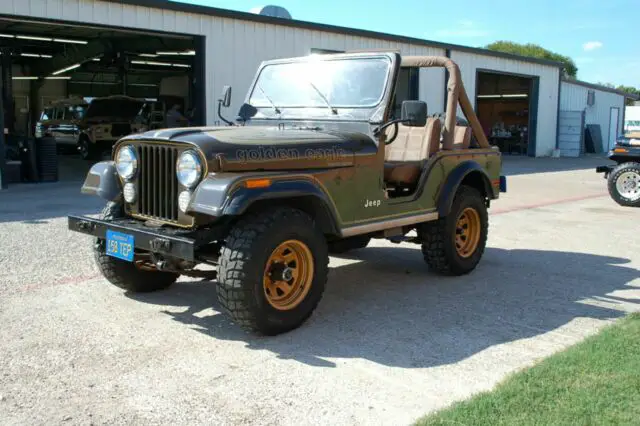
[
  {"left": 0, "top": 16, "right": 205, "bottom": 185},
  {"left": 476, "top": 70, "right": 538, "bottom": 156}
]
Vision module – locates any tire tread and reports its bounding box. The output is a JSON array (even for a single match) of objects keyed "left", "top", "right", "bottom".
[
  {"left": 217, "top": 207, "right": 328, "bottom": 335},
  {"left": 420, "top": 185, "right": 488, "bottom": 275}
]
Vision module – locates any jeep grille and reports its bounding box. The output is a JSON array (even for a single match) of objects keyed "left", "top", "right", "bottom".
[{"left": 135, "top": 144, "right": 180, "bottom": 223}]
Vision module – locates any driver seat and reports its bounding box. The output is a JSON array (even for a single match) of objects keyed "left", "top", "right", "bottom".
[{"left": 384, "top": 117, "right": 442, "bottom": 187}]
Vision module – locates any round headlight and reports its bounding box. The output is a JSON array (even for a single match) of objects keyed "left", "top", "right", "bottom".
[
  {"left": 176, "top": 150, "right": 202, "bottom": 188},
  {"left": 116, "top": 145, "right": 137, "bottom": 180}
]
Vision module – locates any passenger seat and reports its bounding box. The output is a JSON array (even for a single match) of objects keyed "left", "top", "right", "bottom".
[{"left": 384, "top": 117, "right": 442, "bottom": 187}]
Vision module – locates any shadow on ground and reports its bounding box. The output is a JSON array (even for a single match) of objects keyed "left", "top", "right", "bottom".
[
  {"left": 127, "top": 245, "right": 640, "bottom": 369},
  {"left": 0, "top": 181, "right": 103, "bottom": 224},
  {"left": 502, "top": 154, "right": 613, "bottom": 176},
  {"left": 0, "top": 153, "right": 102, "bottom": 224}
]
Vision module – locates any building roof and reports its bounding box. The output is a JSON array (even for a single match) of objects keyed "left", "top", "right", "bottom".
[
  {"left": 561, "top": 78, "right": 640, "bottom": 100},
  {"left": 105, "top": 0, "right": 566, "bottom": 69}
]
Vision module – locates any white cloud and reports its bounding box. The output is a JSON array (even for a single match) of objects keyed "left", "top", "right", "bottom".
[{"left": 583, "top": 41, "right": 603, "bottom": 51}]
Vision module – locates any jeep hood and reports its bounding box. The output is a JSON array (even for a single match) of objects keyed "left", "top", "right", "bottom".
[
  {"left": 84, "top": 98, "right": 144, "bottom": 122},
  {"left": 125, "top": 126, "right": 375, "bottom": 171}
]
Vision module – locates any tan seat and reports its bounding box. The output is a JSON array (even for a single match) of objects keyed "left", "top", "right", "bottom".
[{"left": 384, "top": 117, "right": 441, "bottom": 186}]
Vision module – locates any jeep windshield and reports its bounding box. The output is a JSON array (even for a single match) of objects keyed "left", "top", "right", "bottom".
[{"left": 247, "top": 56, "right": 392, "bottom": 119}]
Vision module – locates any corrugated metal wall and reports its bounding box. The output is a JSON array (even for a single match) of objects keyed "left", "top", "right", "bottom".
[
  {"left": 449, "top": 51, "right": 561, "bottom": 157},
  {"left": 559, "top": 81, "right": 626, "bottom": 151},
  {"left": 5, "top": 0, "right": 446, "bottom": 125},
  {"left": 5, "top": 0, "right": 567, "bottom": 156}
]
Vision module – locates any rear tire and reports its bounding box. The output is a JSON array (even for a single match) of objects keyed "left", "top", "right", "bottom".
[
  {"left": 216, "top": 207, "right": 329, "bottom": 335},
  {"left": 420, "top": 185, "right": 488, "bottom": 276},
  {"left": 93, "top": 202, "right": 179, "bottom": 292},
  {"left": 607, "top": 162, "right": 640, "bottom": 207}
]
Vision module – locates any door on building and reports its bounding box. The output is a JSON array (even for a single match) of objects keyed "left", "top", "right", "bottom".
[
  {"left": 609, "top": 107, "right": 620, "bottom": 150},
  {"left": 475, "top": 71, "right": 537, "bottom": 156}
]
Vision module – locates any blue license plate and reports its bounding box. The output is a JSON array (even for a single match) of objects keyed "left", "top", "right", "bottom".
[{"left": 106, "top": 230, "right": 135, "bottom": 262}]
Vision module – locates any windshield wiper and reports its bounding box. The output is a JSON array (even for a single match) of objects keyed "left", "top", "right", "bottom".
[
  {"left": 256, "top": 83, "right": 281, "bottom": 114},
  {"left": 306, "top": 80, "right": 337, "bottom": 115}
]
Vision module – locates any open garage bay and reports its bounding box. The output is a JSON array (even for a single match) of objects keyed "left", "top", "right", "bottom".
[
  {"left": 1, "top": 15, "right": 205, "bottom": 185},
  {"left": 1, "top": 156, "right": 639, "bottom": 425}
]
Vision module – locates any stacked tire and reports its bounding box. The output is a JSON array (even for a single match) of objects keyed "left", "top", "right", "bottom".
[{"left": 35, "top": 136, "right": 58, "bottom": 182}]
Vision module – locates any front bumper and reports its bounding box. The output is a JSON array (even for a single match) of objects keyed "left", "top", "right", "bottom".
[
  {"left": 596, "top": 165, "right": 613, "bottom": 177},
  {"left": 68, "top": 215, "right": 218, "bottom": 261},
  {"left": 499, "top": 175, "right": 507, "bottom": 193}
]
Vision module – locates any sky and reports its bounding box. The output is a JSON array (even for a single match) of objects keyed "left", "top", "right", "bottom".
[{"left": 176, "top": 0, "right": 639, "bottom": 88}]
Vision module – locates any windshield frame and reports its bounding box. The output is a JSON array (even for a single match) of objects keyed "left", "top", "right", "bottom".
[{"left": 242, "top": 51, "right": 400, "bottom": 122}]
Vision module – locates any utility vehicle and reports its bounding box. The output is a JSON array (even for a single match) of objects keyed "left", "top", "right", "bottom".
[
  {"left": 596, "top": 135, "right": 640, "bottom": 207},
  {"left": 68, "top": 51, "right": 507, "bottom": 335}
]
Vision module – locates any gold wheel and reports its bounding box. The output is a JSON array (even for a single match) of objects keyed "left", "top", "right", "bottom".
[
  {"left": 263, "top": 239, "right": 314, "bottom": 311},
  {"left": 454, "top": 207, "right": 481, "bottom": 258}
]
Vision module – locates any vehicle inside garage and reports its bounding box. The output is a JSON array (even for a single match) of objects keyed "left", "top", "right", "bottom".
[
  {"left": 0, "top": 17, "right": 204, "bottom": 186},
  {"left": 476, "top": 71, "right": 536, "bottom": 156}
]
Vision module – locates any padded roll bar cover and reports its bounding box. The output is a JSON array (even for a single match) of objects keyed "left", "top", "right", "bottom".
[{"left": 400, "top": 56, "right": 490, "bottom": 150}]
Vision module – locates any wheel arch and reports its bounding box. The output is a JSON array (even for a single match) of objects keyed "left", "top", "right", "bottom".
[
  {"left": 241, "top": 195, "right": 340, "bottom": 236},
  {"left": 437, "top": 161, "right": 494, "bottom": 217},
  {"left": 219, "top": 179, "right": 342, "bottom": 237}
]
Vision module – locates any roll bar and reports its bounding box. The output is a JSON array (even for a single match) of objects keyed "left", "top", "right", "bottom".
[{"left": 400, "top": 56, "right": 491, "bottom": 150}]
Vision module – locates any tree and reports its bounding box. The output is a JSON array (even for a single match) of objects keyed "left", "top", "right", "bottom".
[
  {"left": 597, "top": 83, "right": 640, "bottom": 105},
  {"left": 485, "top": 41, "right": 578, "bottom": 79},
  {"left": 616, "top": 85, "right": 640, "bottom": 106}
]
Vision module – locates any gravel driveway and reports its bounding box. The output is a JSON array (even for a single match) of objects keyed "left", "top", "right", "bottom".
[{"left": 1, "top": 156, "right": 639, "bottom": 425}]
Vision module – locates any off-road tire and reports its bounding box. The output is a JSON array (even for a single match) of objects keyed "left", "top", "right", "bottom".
[
  {"left": 93, "top": 201, "right": 179, "bottom": 292},
  {"left": 216, "top": 207, "right": 329, "bottom": 335},
  {"left": 420, "top": 185, "right": 488, "bottom": 275},
  {"left": 328, "top": 235, "right": 371, "bottom": 254},
  {"left": 78, "top": 136, "right": 99, "bottom": 161},
  {"left": 607, "top": 162, "right": 640, "bottom": 207}
]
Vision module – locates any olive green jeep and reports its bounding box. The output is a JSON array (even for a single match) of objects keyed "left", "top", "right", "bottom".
[
  {"left": 68, "top": 51, "right": 506, "bottom": 335},
  {"left": 76, "top": 95, "right": 149, "bottom": 160}
]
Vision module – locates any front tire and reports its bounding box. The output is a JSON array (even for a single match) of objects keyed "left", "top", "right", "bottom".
[
  {"left": 607, "top": 162, "right": 640, "bottom": 207},
  {"left": 216, "top": 207, "right": 329, "bottom": 335},
  {"left": 93, "top": 202, "right": 179, "bottom": 292},
  {"left": 78, "top": 136, "right": 99, "bottom": 161},
  {"left": 420, "top": 185, "right": 488, "bottom": 276}
]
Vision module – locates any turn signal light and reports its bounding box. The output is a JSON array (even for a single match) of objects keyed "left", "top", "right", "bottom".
[
  {"left": 245, "top": 179, "right": 272, "bottom": 189},
  {"left": 614, "top": 148, "right": 628, "bottom": 153}
]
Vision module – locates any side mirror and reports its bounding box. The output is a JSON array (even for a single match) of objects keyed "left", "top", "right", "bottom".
[
  {"left": 401, "top": 100, "right": 427, "bottom": 127},
  {"left": 221, "top": 86, "right": 232, "bottom": 108}
]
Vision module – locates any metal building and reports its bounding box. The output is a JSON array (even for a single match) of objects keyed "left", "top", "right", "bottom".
[
  {"left": 0, "top": 0, "right": 633, "bottom": 170},
  {"left": 558, "top": 79, "right": 634, "bottom": 156}
]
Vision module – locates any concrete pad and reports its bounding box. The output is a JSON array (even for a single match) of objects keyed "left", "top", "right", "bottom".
[{"left": 0, "top": 157, "right": 638, "bottom": 425}]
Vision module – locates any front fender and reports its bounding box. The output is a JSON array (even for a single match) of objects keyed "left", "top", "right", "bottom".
[
  {"left": 437, "top": 160, "right": 493, "bottom": 216},
  {"left": 188, "top": 174, "right": 340, "bottom": 232},
  {"left": 80, "top": 161, "right": 122, "bottom": 202}
]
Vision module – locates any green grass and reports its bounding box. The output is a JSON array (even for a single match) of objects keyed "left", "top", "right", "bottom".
[{"left": 415, "top": 313, "right": 640, "bottom": 426}]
